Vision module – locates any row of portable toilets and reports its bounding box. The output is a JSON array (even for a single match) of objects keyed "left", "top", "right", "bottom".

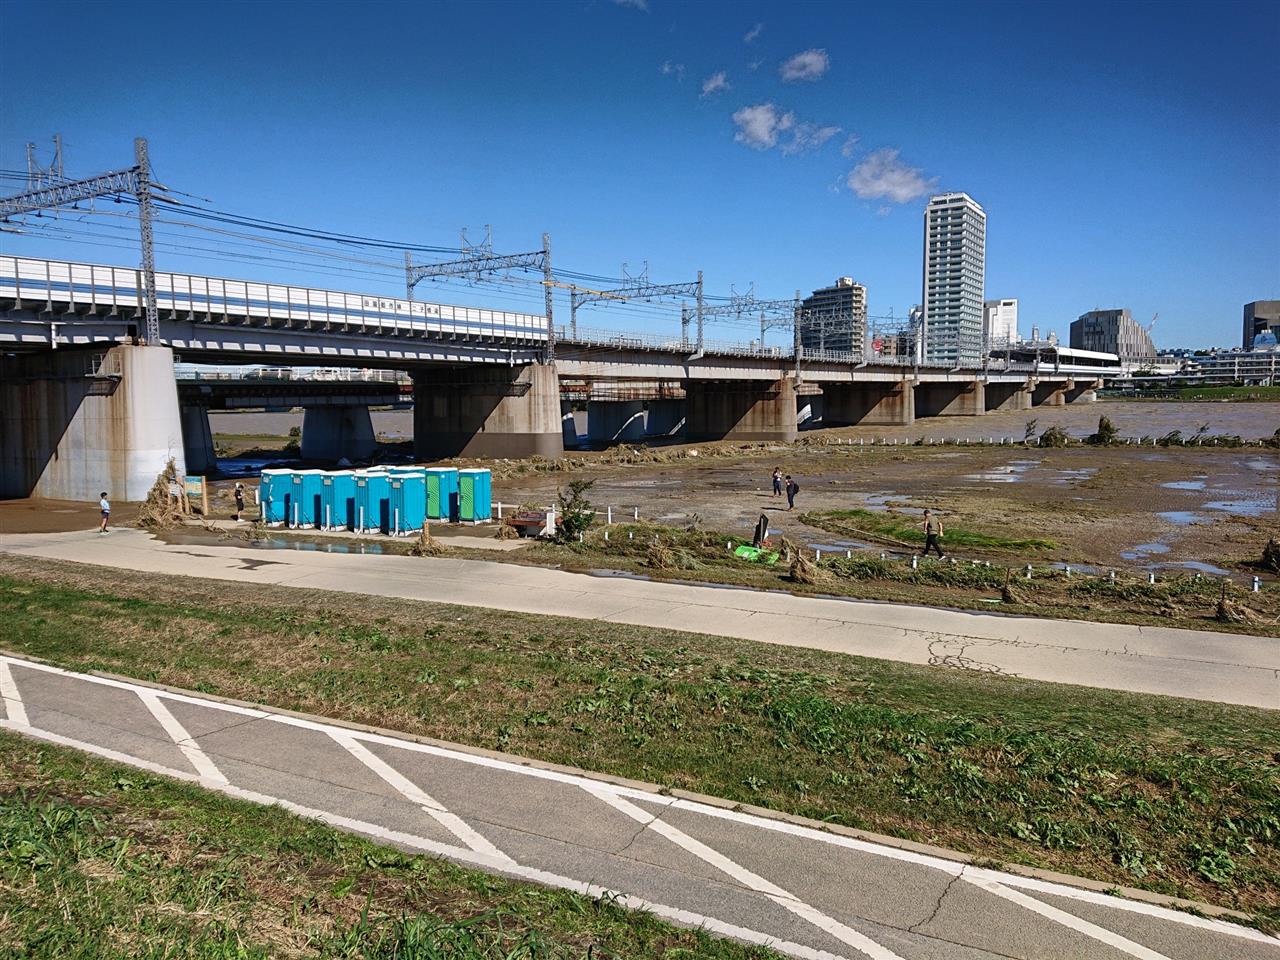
[{"left": 260, "top": 466, "right": 492, "bottom": 535}]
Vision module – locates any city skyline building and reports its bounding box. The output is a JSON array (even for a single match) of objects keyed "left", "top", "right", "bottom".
[
  {"left": 799, "top": 276, "right": 867, "bottom": 356},
  {"left": 920, "top": 193, "right": 986, "bottom": 365},
  {"left": 983, "top": 298, "right": 1019, "bottom": 350},
  {"left": 1070, "top": 308, "right": 1156, "bottom": 361},
  {"left": 1243, "top": 300, "right": 1280, "bottom": 350}
]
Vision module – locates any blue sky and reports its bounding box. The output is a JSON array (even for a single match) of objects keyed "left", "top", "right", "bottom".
[{"left": 2, "top": 0, "right": 1277, "bottom": 349}]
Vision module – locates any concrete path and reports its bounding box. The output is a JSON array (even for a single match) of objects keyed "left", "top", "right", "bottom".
[
  {"left": 2, "top": 653, "right": 1275, "bottom": 960},
  {"left": 1, "top": 528, "right": 1276, "bottom": 709}
]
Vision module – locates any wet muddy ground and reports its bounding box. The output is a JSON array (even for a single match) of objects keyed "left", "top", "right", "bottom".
[{"left": 489, "top": 445, "right": 1278, "bottom": 575}]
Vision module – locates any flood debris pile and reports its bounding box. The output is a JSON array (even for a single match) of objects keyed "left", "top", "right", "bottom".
[{"left": 134, "top": 459, "right": 187, "bottom": 530}]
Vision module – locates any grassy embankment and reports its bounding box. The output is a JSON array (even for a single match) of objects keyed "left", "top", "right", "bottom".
[
  {"left": 2, "top": 558, "right": 1277, "bottom": 926},
  {"left": 0, "top": 731, "right": 778, "bottom": 960},
  {"left": 1107, "top": 385, "right": 1280, "bottom": 403}
]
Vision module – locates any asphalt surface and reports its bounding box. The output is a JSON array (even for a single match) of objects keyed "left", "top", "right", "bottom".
[
  {"left": 1, "top": 528, "right": 1276, "bottom": 708},
  {"left": 2, "top": 653, "right": 1276, "bottom": 960}
]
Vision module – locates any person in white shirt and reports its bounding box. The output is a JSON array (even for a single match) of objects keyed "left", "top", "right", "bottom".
[{"left": 98, "top": 492, "right": 111, "bottom": 534}]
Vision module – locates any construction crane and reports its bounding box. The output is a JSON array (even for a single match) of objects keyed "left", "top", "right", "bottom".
[{"left": 1146, "top": 312, "right": 1159, "bottom": 333}]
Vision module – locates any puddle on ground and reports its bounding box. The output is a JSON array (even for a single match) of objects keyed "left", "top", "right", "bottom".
[
  {"left": 1155, "top": 560, "right": 1232, "bottom": 576},
  {"left": 1245, "top": 458, "right": 1278, "bottom": 472},
  {"left": 1120, "top": 542, "right": 1171, "bottom": 560},
  {"left": 1162, "top": 480, "right": 1206, "bottom": 490},
  {"left": 162, "top": 530, "right": 388, "bottom": 555},
  {"left": 1157, "top": 511, "right": 1204, "bottom": 526},
  {"left": 1202, "top": 498, "right": 1276, "bottom": 517}
]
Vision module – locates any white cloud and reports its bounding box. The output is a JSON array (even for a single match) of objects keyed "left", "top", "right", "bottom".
[
  {"left": 782, "top": 122, "right": 841, "bottom": 155},
  {"left": 748, "top": 59, "right": 763, "bottom": 71},
  {"left": 612, "top": 0, "right": 649, "bottom": 10},
  {"left": 877, "top": 205, "right": 892, "bottom": 217},
  {"left": 659, "top": 60, "right": 685, "bottom": 81},
  {"left": 743, "top": 22, "right": 764, "bottom": 43},
  {"left": 732, "top": 102, "right": 795, "bottom": 150},
  {"left": 780, "top": 48, "right": 830, "bottom": 82},
  {"left": 846, "top": 148, "right": 937, "bottom": 203},
  {"left": 840, "top": 134, "right": 860, "bottom": 158},
  {"left": 701, "top": 71, "right": 730, "bottom": 97}
]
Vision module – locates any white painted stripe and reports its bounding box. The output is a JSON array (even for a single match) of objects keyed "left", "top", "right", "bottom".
[
  {"left": 589, "top": 787, "right": 906, "bottom": 960},
  {"left": 329, "top": 731, "right": 513, "bottom": 865},
  {"left": 0, "top": 720, "right": 853, "bottom": 960},
  {"left": 4, "top": 655, "right": 1275, "bottom": 949},
  {"left": 136, "top": 690, "right": 227, "bottom": 784},
  {"left": 0, "top": 659, "right": 28, "bottom": 726},
  {"left": 969, "top": 877, "right": 1174, "bottom": 960}
]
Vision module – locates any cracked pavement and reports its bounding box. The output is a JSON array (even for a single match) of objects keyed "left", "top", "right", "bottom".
[
  {"left": 2, "top": 654, "right": 1277, "bottom": 960},
  {"left": 1, "top": 528, "right": 1276, "bottom": 708}
]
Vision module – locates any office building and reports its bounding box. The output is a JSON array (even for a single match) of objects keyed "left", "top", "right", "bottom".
[
  {"left": 921, "top": 192, "right": 986, "bottom": 365},
  {"left": 799, "top": 277, "right": 867, "bottom": 356},
  {"left": 983, "top": 298, "right": 1018, "bottom": 349},
  {"left": 1243, "top": 301, "right": 1280, "bottom": 350},
  {"left": 1070, "top": 309, "right": 1156, "bottom": 362}
]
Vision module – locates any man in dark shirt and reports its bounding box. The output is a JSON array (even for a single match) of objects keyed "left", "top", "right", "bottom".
[{"left": 785, "top": 475, "right": 799, "bottom": 511}]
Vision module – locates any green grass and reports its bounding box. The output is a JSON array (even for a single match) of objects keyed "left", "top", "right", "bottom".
[
  {"left": 801, "top": 508, "right": 1056, "bottom": 551},
  {"left": 0, "top": 731, "right": 779, "bottom": 959},
  {"left": 1, "top": 559, "right": 1278, "bottom": 925}
]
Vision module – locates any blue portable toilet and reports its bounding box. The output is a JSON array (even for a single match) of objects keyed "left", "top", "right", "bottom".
[
  {"left": 424, "top": 467, "right": 459, "bottom": 522},
  {"left": 321, "top": 470, "right": 357, "bottom": 531},
  {"left": 457, "top": 469, "right": 492, "bottom": 523},
  {"left": 389, "top": 473, "right": 426, "bottom": 535},
  {"left": 260, "top": 469, "right": 291, "bottom": 526},
  {"left": 289, "top": 469, "right": 325, "bottom": 528},
  {"left": 354, "top": 471, "right": 391, "bottom": 534}
]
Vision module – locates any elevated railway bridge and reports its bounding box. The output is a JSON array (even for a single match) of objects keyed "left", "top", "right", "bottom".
[{"left": 1, "top": 257, "right": 1114, "bottom": 501}]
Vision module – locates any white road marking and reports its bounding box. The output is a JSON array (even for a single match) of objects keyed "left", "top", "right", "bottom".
[
  {"left": 0, "top": 659, "right": 28, "bottom": 726},
  {"left": 136, "top": 689, "right": 227, "bottom": 784},
  {"left": 588, "top": 786, "right": 908, "bottom": 960},
  {"left": 329, "top": 731, "right": 513, "bottom": 865},
  {"left": 4, "top": 654, "right": 1276, "bottom": 951},
  {"left": 0, "top": 720, "right": 855, "bottom": 960},
  {"left": 967, "top": 877, "right": 1174, "bottom": 960}
]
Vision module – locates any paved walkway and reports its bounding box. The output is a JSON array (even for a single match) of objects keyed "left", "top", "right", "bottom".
[
  {"left": 2, "top": 653, "right": 1275, "bottom": 960},
  {"left": 1, "top": 528, "right": 1276, "bottom": 708}
]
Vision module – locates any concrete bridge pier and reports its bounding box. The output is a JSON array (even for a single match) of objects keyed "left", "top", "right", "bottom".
[
  {"left": 1067, "top": 378, "right": 1102, "bottom": 403},
  {"left": 822, "top": 381, "right": 915, "bottom": 427},
  {"left": 413, "top": 363, "right": 564, "bottom": 459},
  {"left": 180, "top": 404, "right": 218, "bottom": 475},
  {"left": 685, "top": 377, "right": 797, "bottom": 442},
  {"left": 915, "top": 381, "right": 985, "bottom": 418},
  {"left": 1032, "top": 379, "right": 1072, "bottom": 406},
  {"left": 984, "top": 381, "right": 1032, "bottom": 412},
  {"left": 796, "top": 391, "right": 824, "bottom": 430},
  {"left": 644, "top": 399, "right": 685, "bottom": 439},
  {"left": 301, "top": 405, "right": 376, "bottom": 462},
  {"left": 561, "top": 401, "right": 583, "bottom": 449},
  {"left": 1, "top": 343, "right": 186, "bottom": 502},
  {"left": 587, "top": 400, "right": 648, "bottom": 445}
]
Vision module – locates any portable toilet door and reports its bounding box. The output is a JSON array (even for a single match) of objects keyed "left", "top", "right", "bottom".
[
  {"left": 321, "top": 471, "right": 357, "bottom": 531},
  {"left": 424, "top": 467, "right": 459, "bottom": 522},
  {"left": 330, "top": 470, "right": 357, "bottom": 531},
  {"left": 261, "top": 469, "right": 290, "bottom": 526},
  {"left": 389, "top": 474, "right": 426, "bottom": 536},
  {"left": 458, "top": 469, "right": 492, "bottom": 523},
  {"left": 297, "top": 470, "right": 325, "bottom": 529},
  {"left": 355, "top": 472, "right": 391, "bottom": 534}
]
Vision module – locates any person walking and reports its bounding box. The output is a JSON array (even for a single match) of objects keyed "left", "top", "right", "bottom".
[
  {"left": 233, "top": 482, "right": 246, "bottom": 521},
  {"left": 98, "top": 491, "right": 111, "bottom": 535},
  {"left": 772, "top": 467, "right": 783, "bottom": 497},
  {"left": 921, "top": 509, "right": 945, "bottom": 558},
  {"left": 784, "top": 475, "right": 799, "bottom": 511}
]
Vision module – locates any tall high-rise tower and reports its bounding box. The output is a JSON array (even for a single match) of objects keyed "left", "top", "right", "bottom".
[
  {"left": 800, "top": 277, "right": 867, "bottom": 356},
  {"left": 920, "top": 193, "right": 986, "bottom": 365}
]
